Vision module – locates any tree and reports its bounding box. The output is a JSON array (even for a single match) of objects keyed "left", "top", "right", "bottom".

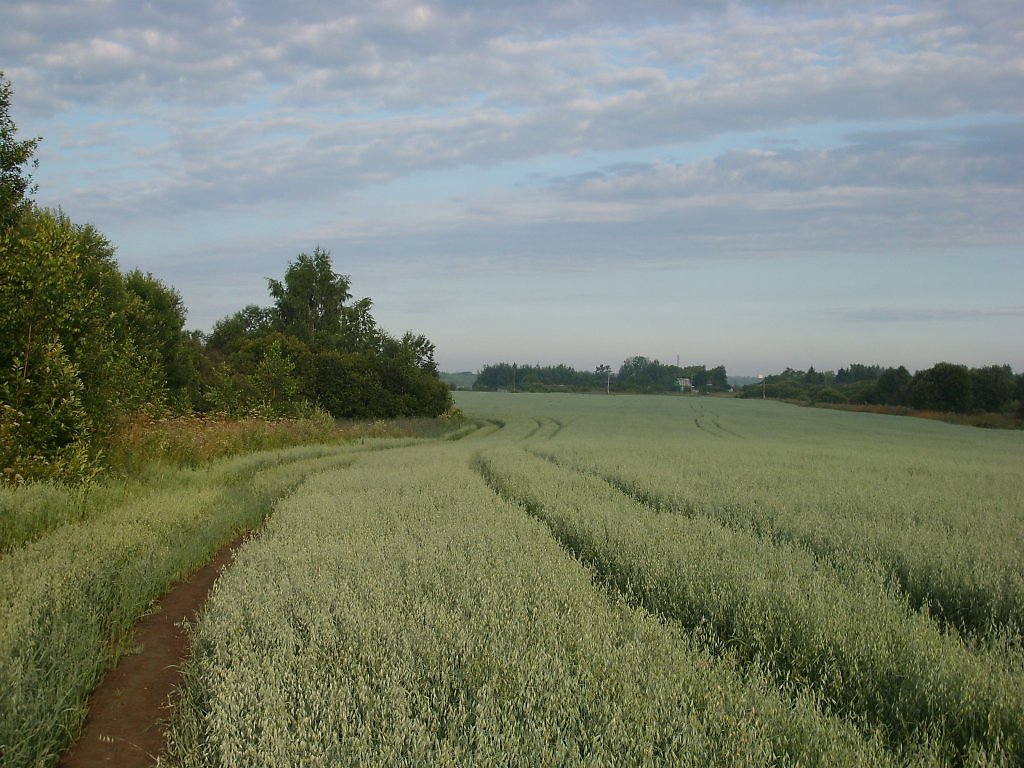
[
  {"left": 803, "top": 366, "right": 826, "bottom": 387},
  {"left": 875, "top": 366, "right": 911, "bottom": 406},
  {"left": 209, "top": 248, "right": 450, "bottom": 419},
  {"left": 908, "top": 363, "right": 971, "bottom": 413},
  {"left": 0, "top": 342, "right": 94, "bottom": 482},
  {"left": 340, "top": 296, "right": 382, "bottom": 354},
  {"left": 1, "top": 206, "right": 181, "bottom": 479},
  {"left": 204, "top": 305, "right": 278, "bottom": 399},
  {"left": 1, "top": 208, "right": 165, "bottom": 432},
  {"left": 969, "top": 365, "right": 1014, "bottom": 413},
  {"left": 0, "top": 72, "right": 39, "bottom": 232},
  {"left": 474, "top": 363, "right": 516, "bottom": 391},
  {"left": 391, "top": 332, "right": 438, "bottom": 374},
  {"left": 835, "top": 364, "right": 882, "bottom": 385},
  {"left": 124, "top": 270, "right": 200, "bottom": 408},
  {"left": 812, "top": 387, "right": 848, "bottom": 404},
  {"left": 267, "top": 247, "right": 351, "bottom": 343},
  {"left": 843, "top": 379, "right": 878, "bottom": 404},
  {"left": 705, "top": 365, "right": 729, "bottom": 391}
]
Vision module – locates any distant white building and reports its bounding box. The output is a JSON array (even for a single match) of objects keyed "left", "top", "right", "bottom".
[{"left": 674, "top": 377, "right": 693, "bottom": 391}]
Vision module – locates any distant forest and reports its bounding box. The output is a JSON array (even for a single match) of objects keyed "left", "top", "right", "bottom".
[
  {"left": 737, "top": 363, "right": 1024, "bottom": 416},
  {"left": 473, "top": 357, "right": 728, "bottom": 394},
  {"left": 469, "top": 358, "right": 1024, "bottom": 421}
]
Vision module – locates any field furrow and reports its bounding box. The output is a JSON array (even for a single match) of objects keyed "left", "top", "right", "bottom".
[
  {"left": 474, "top": 445, "right": 1024, "bottom": 764},
  {"left": 0, "top": 445, "right": 357, "bottom": 768},
  {"left": 167, "top": 444, "right": 896, "bottom": 768},
  {"left": 531, "top": 445, "right": 1024, "bottom": 639},
  {"left": 8, "top": 393, "right": 1021, "bottom": 766}
]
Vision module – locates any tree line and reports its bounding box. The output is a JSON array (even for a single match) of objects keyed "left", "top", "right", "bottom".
[
  {"left": 474, "top": 357, "right": 729, "bottom": 394},
  {"left": 0, "top": 73, "right": 450, "bottom": 483},
  {"left": 738, "top": 362, "right": 1023, "bottom": 415}
]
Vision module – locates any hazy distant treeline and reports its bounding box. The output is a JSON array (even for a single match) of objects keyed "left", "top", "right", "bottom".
[
  {"left": 474, "top": 357, "right": 729, "bottom": 393},
  {"left": 738, "top": 362, "right": 1023, "bottom": 415}
]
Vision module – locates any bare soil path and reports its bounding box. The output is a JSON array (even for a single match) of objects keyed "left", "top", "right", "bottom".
[{"left": 58, "top": 536, "right": 245, "bottom": 768}]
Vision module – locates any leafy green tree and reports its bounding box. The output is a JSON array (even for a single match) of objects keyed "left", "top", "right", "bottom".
[
  {"left": 267, "top": 247, "right": 351, "bottom": 343},
  {"left": 474, "top": 363, "right": 517, "bottom": 391},
  {"left": 843, "top": 379, "right": 878, "bottom": 404},
  {"left": 311, "top": 350, "right": 383, "bottom": 419},
  {"left": 705, "top": 365, "right": 729, "bottom": 391},
  {"left": 835, "top": 364, "right": 882, "bottom": 385},
  {"left": 340, "top": 296, "right": 383, "bottom": 354},
  {"left": 372, "top": 356, "right": 451, "bottom": 416},
  {"left": 124, "top": 270, "right": 200, "bottom": 409},
  {"left": 54, "top": 218, "right": 164, "bottom": 431},
  {"left": 803, "top": 366, "right": 826, "bottom": 387},
  {"left": 1, "top": 77, "right": 177, "bottom": 478},
  {"left": 203, "top": 306, "right": 279, "bottom": 406},
  {"left": 875, "top": 366, "right": 911, "bottom": 405},
  {"left": 206, "top": 363, "right": 246, "bottom": 418},
  {"left": 812, "top": 387, "right": 848, "bottom": 404},
  {"left": 0, "top": 72, "right": 39, "bottom": 232},
  {"left": 0, "top": 209, "right": 79, "bottom": 382},
  {"left": 208, "top": 248, "right": 450, "bottom": 419},
  {"left": 206, "top": 333, "right": 312, "bottom": 418},
  {"left": 0, "top": 342, "right": 95, "bottom": 482},
  {"left": 617, "top": 356, "right": 693, "bottom": 392},
  {"left": 207, "top": 305, "right": 276, "bottom": 353},
  {"left": 908, "top": 363, "right": 971, "bottom": 412},
  {"left": 251, "top": 339, "right": 304, "bottom": 417},
  {"left": 2, "top": 209, "right": 165, "bottom": 448},
  {"left": 969, "top": 365, "right": 1014, "bottom": 413},
  {"left": 380, "top": 332, "right": 438, "bottom": 376}
]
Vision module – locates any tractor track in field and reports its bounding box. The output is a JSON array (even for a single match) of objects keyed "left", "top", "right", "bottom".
[{"left": 58, "top": 534, "right": 247, "bottom": 768}]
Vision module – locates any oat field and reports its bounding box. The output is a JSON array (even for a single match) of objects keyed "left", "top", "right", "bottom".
[
  {"left": 3, "top": 393, "right": 1022, "bottom": 767},
  {"left": 166, "top": 393, "right": 1024, "bottom": 767}
]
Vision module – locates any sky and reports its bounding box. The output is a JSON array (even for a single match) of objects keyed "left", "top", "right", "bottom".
[{"left": 5, "top": 0, "right": 1023, "bottom": 375}]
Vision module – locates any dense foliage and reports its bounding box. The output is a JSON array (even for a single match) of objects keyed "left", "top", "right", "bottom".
[
  {"left": 474, "top": 358, "right": 728, "bottom": 393},
  {"left": 739, "top": 361, "right": 1023, "bottom": 417},
  {"left": 203, "top": 248, "right": 450, "bottom": 421},
  {"left": 0, "top": 74, "right": 449, "bottom": 483},
  {"left": 0, "top": 72, "right": 38, "bottom": 231}
]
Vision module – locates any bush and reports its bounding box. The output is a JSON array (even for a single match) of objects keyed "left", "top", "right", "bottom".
[
  {"left": 812, "top": 387, "right": 848, "bottom": 405},
  {"left": 0, "top": 343, "right": 101, "bottom": 485}
]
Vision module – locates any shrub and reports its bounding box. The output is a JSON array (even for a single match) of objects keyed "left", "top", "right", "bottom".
[{"left": 812, "top": 387, "right": 848, "bottom": 404}]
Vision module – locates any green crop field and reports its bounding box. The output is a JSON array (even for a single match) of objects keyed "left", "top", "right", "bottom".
[{"left": 3, "top": 393, "right": 1023, "bottom": 766}]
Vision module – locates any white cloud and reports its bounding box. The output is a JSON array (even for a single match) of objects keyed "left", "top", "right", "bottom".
[{"left": 5, "top": 0, "right": 1022, "bottom": 369}]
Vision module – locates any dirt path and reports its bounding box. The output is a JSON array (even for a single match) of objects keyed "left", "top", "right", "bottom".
[{"left": 59, "top": 536, "right": 246, "bottom": 768}]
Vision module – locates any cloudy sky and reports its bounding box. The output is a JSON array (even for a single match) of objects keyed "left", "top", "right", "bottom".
[{"left": 5, "top": 0, "right": 1023, "bottom": 375}]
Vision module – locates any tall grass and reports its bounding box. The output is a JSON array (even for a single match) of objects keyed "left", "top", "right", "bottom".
[
  {"left": 106, "top": 411, "right": 465, "bottom": 471},
  {"left": 168, "top": 444, "right": 895, "bottom": 767},
  {"left": 532, "top": 445, "right": 1024, "bottom": 638},
  {"left": 0, "top": 411, "right": 464, "bottom": 553},
  {"left": 0, "top": 479, "right": 138, "bottom": 554},
  {"left": 0, "top": 445, "right": 355, "bottom": 767},
  {"left": 106, "top": 410, "right": 339, "bottom": 472},
  {"left": 474, "top": 444, "right": 1024, "bottom": 764}
]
